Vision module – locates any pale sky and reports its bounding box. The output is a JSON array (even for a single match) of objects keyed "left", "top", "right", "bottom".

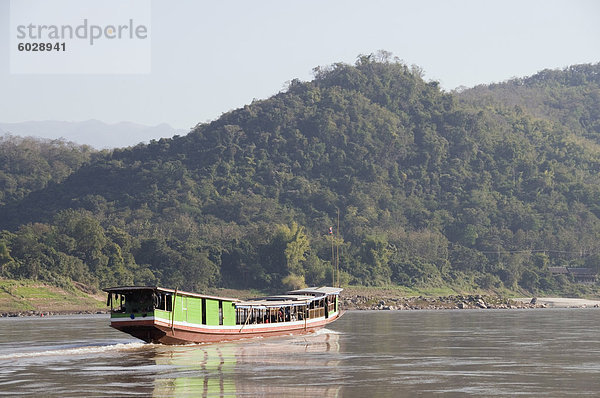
[{"left": 0, "top": 0, "right": 599, "bottom": 132}]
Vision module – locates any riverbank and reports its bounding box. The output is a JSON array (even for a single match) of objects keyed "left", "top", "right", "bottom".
[
  {"left": 3, "top": 280, "right": 600, "bottom": 317},
  {"left": 339, "top": 287, "right": 600, "bottom": 310},
  {"left": 340, "top": 292, "right": 531, "bottom": 310},
  {"left": 0, "top": 279, "right": 105, "bottom": 317}
]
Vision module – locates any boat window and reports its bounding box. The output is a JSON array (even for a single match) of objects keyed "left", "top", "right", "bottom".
[
  {"left": 109, "top": 294, "right": 125, "bottom": 313},
  {"left": 110, "top": 294, "right": 125, "bottom": 313},
  {"left": 166, "top": 294, "right": 172, "bottom": 312},
  {"left": 297, "top": 305, "right": 305, "bottom": 320},
  {"left": 290, "top": 306, "right": 297, "bottom": 321},
  {"left": 129, "top": 290, "right": 154, "bottom": 313},
  {"left": 236, "top": 308, "right": 243, "bottom": 325},
  {"left": 109, "top": 290, "right": 154, "bottom": 314},
  {"left": 218, "top": 301, "right": 223, "bottom": 325},
  {"left": 153, "top": 292, "right": 172, "bottom": 312},
  {"left": 237, "top": 307, "right": 262, "bottom": 325},
  {"left": 307, "top": 299, "right": 326, "bottom": 319}
]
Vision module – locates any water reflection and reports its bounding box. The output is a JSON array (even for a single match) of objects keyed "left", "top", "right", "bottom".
[{"left": 152, "top": 331, "right": 341, "bottom": 397}]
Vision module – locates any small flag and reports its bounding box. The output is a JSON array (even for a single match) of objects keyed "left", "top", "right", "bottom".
[{"left": 329, "top": 227, "right": 333, "bottom": 235}]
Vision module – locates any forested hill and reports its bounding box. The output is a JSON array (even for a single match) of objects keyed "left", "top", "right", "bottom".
[
  {"left": 457, "top": 63, "right": 600, "bottom": 139},
  {"left": 1, "top": 56, "right": 600, "bottom": 295}
]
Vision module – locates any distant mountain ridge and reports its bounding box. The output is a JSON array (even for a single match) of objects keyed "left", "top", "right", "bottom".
[{"left": 0, "top": 119, "right": 188, "bottom": 149}]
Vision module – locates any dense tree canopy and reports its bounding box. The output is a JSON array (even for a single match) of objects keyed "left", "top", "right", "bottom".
[{"left": 1, "top": 55, "right": 600, "bottom": 294}]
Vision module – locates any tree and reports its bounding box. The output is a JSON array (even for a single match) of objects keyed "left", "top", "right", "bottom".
[
  {"left": 520, "top": 269, "right": 539, "bottom": 292},
  {"left": 283, "top": 222, "right": 310, "bottom": 276},
  {"left": 358, "top": 235, "right": 392, "bottom": 285},
  {"left": 0, "top": 241, "right": 14, "bottom": 276}
]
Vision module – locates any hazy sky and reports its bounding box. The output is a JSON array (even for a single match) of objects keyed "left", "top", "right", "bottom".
[{"left": 1, "top": 0, "right": 599, "bottom": 130}]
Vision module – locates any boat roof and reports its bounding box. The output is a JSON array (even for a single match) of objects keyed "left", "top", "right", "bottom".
[
  {"left": 287, "top": 286, "right": 344, "bottom": 296},
  {"left": 236, "top": 289, "right": 342, "bottom": 309},
  {"left": 258, "top": 294, "right": 316, "bottom": 301},
  {"left": 102, "top": 286, "right": 240, "bottom": 302},
  {"left": 102, "top": 285, "right": 343, "bottom": 304}
]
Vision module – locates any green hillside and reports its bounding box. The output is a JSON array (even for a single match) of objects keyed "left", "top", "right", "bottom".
[
  {"left": 1, "top": 54, "right": 600, "bottom": 296},
  {"left": 0, "top": 279, "right": 104, "bottom": 313}
]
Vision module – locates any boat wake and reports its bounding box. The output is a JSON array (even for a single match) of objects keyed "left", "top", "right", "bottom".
[
  {"left": 0, "top": 342, "right": 148, "bottom": 360},
  {"left": 312, "top": 328, "right": 341, "bottom": 336}
]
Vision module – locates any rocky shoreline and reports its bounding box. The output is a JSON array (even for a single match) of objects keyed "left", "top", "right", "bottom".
[
  {"left": 1, "top": 309, "right": 109, "bottom": 318},
  {"left": 341, "top": 294, "right": 563, "bottom": 311},
  {"left": 3, "top": 295, "right": 599, "bottom": 317}
]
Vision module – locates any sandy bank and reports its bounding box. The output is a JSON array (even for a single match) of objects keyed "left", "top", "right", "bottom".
[{"left": 515, "top": 297, "right": 600, "bottom": 308}]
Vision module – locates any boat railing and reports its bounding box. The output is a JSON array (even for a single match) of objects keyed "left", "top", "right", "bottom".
[{"left": 308, "top": 307, "right": 325, "bottom": 319}]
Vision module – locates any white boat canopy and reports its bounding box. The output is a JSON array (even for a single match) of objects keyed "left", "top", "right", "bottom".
[{"left": 287, "top": 287, "right": 344, "bottom": 296}]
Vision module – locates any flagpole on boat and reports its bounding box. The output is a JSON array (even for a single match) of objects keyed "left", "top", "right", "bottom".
[
  {"left": 330, "top": 225, "right": 335, "bottom": 287},
  {"left": 336, "top": 208, "right": 340, "bottom": 288}
]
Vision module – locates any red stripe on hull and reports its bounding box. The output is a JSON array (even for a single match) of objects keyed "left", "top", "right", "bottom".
[{"left": 111, "top": 312, "right": 344, "bottom": 345}]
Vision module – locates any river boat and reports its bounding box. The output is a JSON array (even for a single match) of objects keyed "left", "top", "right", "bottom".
[{"left": 103, "top": 286, "right": 343, "bottom": 344}]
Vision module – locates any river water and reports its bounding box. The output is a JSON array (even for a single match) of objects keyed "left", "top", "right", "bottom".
[{"left": 1, "top": 309, "right": 600, "bottom": 397}]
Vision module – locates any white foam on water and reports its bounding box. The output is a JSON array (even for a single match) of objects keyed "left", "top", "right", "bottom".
[
  {"left": 312, "top": 328, "right": 340, "bottom": 335},
  {"left": 0, "top": 342, "right": 148, "bottom": 360}
]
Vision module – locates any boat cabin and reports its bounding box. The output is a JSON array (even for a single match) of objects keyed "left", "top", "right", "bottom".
[{"left": 105, "top": 286, "right": 239, "bottom": 326}]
